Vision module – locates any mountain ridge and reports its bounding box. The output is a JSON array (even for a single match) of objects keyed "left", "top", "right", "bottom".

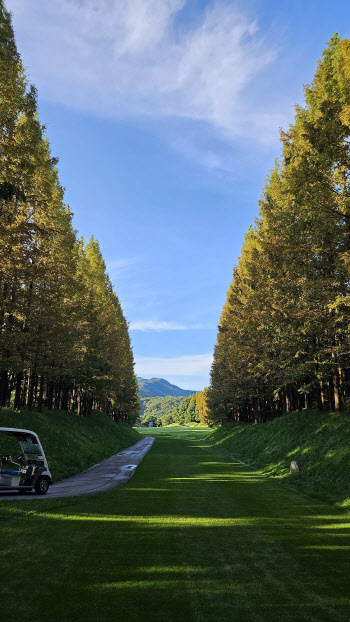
[{"left": 137, "top": 377, "right": 195, "bottom": 398}]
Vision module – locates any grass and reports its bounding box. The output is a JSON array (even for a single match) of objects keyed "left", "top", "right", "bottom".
[
  {"left": 206, "top": 410, "right": 350, "bottom": 506},
  {"left": 0, "top": 407, "right": 141, "bottom": 481},
  {"left": 1, "top": 425, "right": 350, "bottom": 621}
]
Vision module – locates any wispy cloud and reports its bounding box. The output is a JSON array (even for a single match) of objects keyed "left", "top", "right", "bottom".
[
  {"left": 129, "top": 320, "right": 215, "bottom": 331},
  {"left": 105, "top": 257, "right": 138, "bottom": 280},
  {"left": 135, "top": 353, "right": 213, "bottom": 376},
  {"left": 10, "top": 0, "right": 280, "bottom": 142},
  {"left": 130, "top": 320, "right": 186, "bottom": 331}
]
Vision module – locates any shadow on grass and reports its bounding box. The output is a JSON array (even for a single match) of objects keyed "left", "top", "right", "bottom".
[{"left": 1, "top": 429, "right": 350, "bottom": 622}]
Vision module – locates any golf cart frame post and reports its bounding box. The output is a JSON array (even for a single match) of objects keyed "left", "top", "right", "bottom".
[{"left": 0, "top": 427, "right": 52, "bottom": 495}]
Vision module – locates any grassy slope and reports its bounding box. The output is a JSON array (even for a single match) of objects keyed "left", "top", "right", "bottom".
[
  {"left": 207, "top": 409, "right": 350, "bottom": 506},
  {"left": 1, "top": 426, "right": 350, "bottom": 621},
  {"left": 0, "top": 408, "right": 140, "bottom": 481}
]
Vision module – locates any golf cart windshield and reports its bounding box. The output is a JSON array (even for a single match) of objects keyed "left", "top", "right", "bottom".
[
  {"left": 21, "top": 436, "right": 40, "bottom": 455},
  {"left": 0, "top": 428, "right": 48, "bottom": 468}
]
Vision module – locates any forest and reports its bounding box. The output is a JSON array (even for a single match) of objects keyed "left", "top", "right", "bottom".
[
  {"left": 139, "top": 390, "right": 210, "bottom": 427},
  {"left": 209, "top": 34, "right": 350, "bottom": 425},
  {"left": 0, "top": 5, "right": 139, "bottom": 424},
  {"left": 139, "top": 395, "right": 187, "bottom": 425}
]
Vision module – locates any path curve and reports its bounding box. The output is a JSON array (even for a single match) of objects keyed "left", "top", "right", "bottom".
[{"left": 0, "top": 436, "right": 155, "bottom": 500}]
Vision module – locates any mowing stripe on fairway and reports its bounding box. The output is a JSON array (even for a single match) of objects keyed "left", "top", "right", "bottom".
[{"left": 0, "top": 426, "right": 349, "bottom": 622}]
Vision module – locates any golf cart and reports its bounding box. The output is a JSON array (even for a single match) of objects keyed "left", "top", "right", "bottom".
[{"left": 0, "top": 428, "right": 52, "bottom": 495}]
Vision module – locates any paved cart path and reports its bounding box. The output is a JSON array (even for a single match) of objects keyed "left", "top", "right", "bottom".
[{"left": 0, "top": 435, "right": 155, "bottom": 499}]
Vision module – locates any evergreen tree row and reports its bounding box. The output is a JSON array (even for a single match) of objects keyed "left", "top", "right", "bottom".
[
  {"left": 210, "top": 35, "right": 350, "bottom": 424},
  {"left": 0, "top": 3, "right": 139, "bottom": 423}
]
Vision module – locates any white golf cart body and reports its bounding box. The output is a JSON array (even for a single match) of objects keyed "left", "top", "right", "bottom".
[{"left": 0, "top": 427, "right": 52, "bottom": 494}]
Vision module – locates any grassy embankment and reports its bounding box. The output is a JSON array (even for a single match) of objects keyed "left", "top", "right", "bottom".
[
  {"left": 1, "top": 426, "right": 350, "bottom": 621},
  {"left": 207, "top": 409, "right": 350, "bottom": 506},
  {"left": 0, "top": 408, "right": 141, "bottom": 481}
]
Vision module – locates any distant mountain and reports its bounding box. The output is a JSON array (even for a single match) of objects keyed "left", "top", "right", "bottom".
[{"left": 137, "top": 377, "right": 194, "bottom": 398}]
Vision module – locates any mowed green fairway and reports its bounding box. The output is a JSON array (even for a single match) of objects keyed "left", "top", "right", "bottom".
[{"left": 1, "top": 427, "right": 350, "bottom": 622}]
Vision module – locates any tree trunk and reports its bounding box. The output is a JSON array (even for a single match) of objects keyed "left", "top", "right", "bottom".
[
  {"left": 328, "top": 377, "right": 335, "bottom": 412},
  {"left": 38, "top": 375, "right": 45, "bottom": 412},
  {"left": 333, "top": 370, "right": 340, "bottom": 413},
  {"left": 55, "top": 378, "right": 62, "bottom": 410},
  {"left": 61, "top": 384, "right": 69, "bottom": 411},
  {"left": 22, "top": 370, "right": 28, "bottom": 409},
  {"left": 14, "top": 372, "right": 23, "bottom": 409},
  {"left": 77, "top": 389, "right": 81, "bottom": 416},
  {"left": 316, "top": 383, "right": 323, "bottom": 411},
  {"left": 27, "top": 370, "right": 36, "bottom": 411},
  {"left": 46, "top": 380, "right": 54, "bottom": 410},
  {"left": 0, "top": 370, "right": 9, "bottom": 407}
]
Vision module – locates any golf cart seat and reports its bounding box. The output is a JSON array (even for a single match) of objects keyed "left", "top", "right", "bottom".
[{"left": 0, "top": 469, "right": 21, "bottom": 476}]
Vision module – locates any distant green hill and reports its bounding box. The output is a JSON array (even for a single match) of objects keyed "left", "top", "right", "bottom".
[{"left": 137, "top": 377, "right": 194, "bottom": 398}]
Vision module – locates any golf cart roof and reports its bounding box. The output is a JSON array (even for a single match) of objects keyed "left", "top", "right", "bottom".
[{"left": 0, "top": 427, "right": 39, "bottom": 439}]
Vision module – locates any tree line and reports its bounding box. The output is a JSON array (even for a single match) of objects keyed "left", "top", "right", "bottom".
[
  {"left": 138, "top": 395, "right": 186, "bottom": 426},
  {"left": 0, "top": 3, "right": 139, "bottom": 424},
  {"left": 140, "top": 390, "right": 210, "bottom": 427},
  {"left": 209, "top": 34, "right": 350, "bottom": 425}
]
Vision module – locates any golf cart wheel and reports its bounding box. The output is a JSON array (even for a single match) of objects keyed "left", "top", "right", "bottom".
[{"left": 34, "top": 477, "right": 49, "bottom": 495}]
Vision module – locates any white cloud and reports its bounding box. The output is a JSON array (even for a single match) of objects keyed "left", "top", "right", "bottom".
[
  {"left": 135, "top": 353, "right": 213, "bottom": 376},
  {"left": 130, "top": 320, "right": 185, "bottom": 331},
  {"left": 9, "top": 0, "right": 280, "bottom": 142},
  {"left": 129, "top": 320, "right": 215, "bottom": 331}
]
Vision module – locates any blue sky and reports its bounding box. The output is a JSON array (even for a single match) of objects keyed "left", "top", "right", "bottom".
[{"left": 8, "top": 0, "right": 350, "bottom": 390}]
